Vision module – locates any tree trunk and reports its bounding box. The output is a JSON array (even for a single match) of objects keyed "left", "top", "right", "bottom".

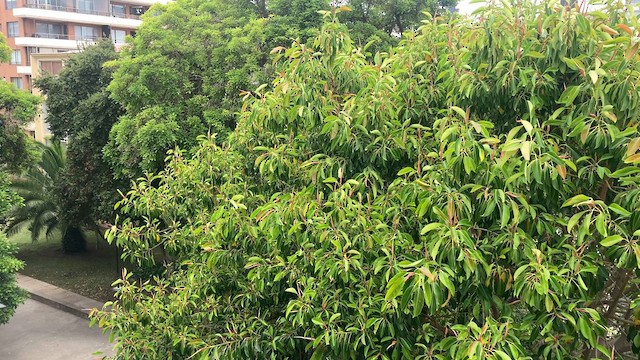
[{"left": 255, "top": 0, "right": 268, "bottom": 17}]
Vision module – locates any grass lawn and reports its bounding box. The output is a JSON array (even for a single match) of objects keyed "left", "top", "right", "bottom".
[{"left": 10, "top": 228, "right": 121, "bottom": 302}]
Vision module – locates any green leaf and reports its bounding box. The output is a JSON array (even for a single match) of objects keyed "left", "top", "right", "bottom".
[
  {"left": 451, "top": 106, "right": 466, "bottom": 119},
  {"left": 463, "top": 156, "right": 476, "bottom": 174},
  {"left": 578, "top": 316, "right": 591, "bottom": 341},
  {"left": 397, "top": 167, "right": 415, "bottom": 176},
  {"left": 439, "top": 272, "right": 455, "bottom": 294},
  {"left": 558, "top": 86, "right": 581, "bottom": 105},
  {"left": 513, "top": 265, "right": 528, "bottom": 281},
  {"left": 609, "top": 203, "right": 631, "bottom": 216},
  {"left": 520, "top": 120, "right": 533, "bottom": 134},
  {"left": 521, "top": 140, "right": 531, "bottom": 161},
  {"left": 562, "top": 195, "right": 591, "bottom": 207},
  {"left": 385, "top": 272, "right": 406, "bottom": 301},
  {"left": 525, "top": 51, "right": 545, "bottom": 59},
  {"left": 421, "top": 223, "right": 443, "bottom": 235},
  {"left": 601, "top": 235, "right": 623, "bottom": 247},
  {"left": 567, "top": 212, "right": 583, "bottom": 233},
  {"left": 595, "top": 213, "right": 607, "bottom": 237},
  {"left": 562, "top": 57, "right": 585, "bottom": 71},
  {"left": 494, "top": 350, "right": 512, "bottom": 360}
]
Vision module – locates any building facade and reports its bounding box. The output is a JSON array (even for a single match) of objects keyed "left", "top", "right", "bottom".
[
  {"left": 23, "top": 51, "right": 70, "bottom": 141},
  {"left": 0, "top": 0, "right": 167, "bottom": 91}
]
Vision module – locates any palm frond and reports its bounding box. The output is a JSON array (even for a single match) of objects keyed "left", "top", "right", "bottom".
[
  {"left": 6, "top": 140, "right": 66, "bottom": 242},
  {"left": 4, "top": 219, "right": 31, "bottom": 238},
  {"left": 45, "top": 218, "right": 61, "bottom": 241}
]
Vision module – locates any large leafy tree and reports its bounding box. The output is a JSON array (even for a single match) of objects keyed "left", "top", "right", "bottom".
[
  {"left": 35, "top": 40, "right": 124, "bottom": 228},
  {"left": 103, "top": 0, "right": 458, "bottom": 180},
  {"left": 95, "top": 2, "right": 640, "bottom": 358},
  {"left": 103, "top": 0, "right": 275, "bottom": 179}
]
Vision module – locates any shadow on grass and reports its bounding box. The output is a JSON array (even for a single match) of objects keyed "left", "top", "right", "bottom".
[{"left": 9, "top": 228, "right": 121, "bottom": 302}]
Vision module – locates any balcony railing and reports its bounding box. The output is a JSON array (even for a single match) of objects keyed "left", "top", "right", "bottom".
[
  {"left": 23, "top": 1, "right": 143, "bottom": 19},
  {"left": 25, "top": 32, "right": 105, "bottom": 41},
  {"left": 24, "top": 32, "right": 70, "bottom": 39}
]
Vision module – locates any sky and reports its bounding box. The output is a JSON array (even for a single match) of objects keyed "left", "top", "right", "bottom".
[{"left": 456, "top": 0, "right": 484, "bottom": 14}]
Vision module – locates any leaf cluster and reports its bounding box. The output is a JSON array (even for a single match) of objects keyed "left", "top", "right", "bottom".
[{"left": 95, "top": 1, "right": 640, "bottom": 359}]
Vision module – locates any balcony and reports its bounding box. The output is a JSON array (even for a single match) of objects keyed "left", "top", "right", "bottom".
[
  {"left": 24, "top": 1, "right": 145, "bottom": 19},
  {"left": 13, "top": 3, "right": 143, "bottom": 28},
  {"left": 114, "top": 0, "right": 169, "bottom": 5},
  {"left": 15, "top": 33, "right": 97, "bottom": 50},
  {"left": 16, "top": 65, "right": 32, "bottom": 75}
]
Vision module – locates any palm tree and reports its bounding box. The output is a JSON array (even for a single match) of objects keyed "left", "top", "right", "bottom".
[{"left": 5, "top": 141, "right": 86, "bottom": 253}]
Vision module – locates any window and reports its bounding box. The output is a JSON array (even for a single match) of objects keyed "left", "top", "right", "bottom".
[
  {"left": 75, "top": 25, "right": 97, "bottom": 40},
  {"left": 34, "top": 0, "right": 65, "bottom": 9},
  {"left": 75, "top": 0, "right": 96, "bottom": 14},
  {"left": 7, "top": 22, "right": 18, "bottom": 38},
  {"left": 36, "top": 22, "right": 67, "bottom": 39},
  {"left": 130, "top": 6, "right": 144, "bottom": 16},
  {"left": 10, "top": 77, "right": 22, "bottom": 89},
  {"left": 10, "top": 50, "right": 21, "bottom": 65},
  {"left": 111, "top": 29, "right": 126, "bottom": 44},
  {"left": 40, "top": 60, "right": 63, "bottom": 75},
  {"left": 5, "top": 0, "right": 15, "bottom": 9},
  {"left": 112, "top": 4, "right": 125, "bottom": 17},
  {"left": 25, "top": 47, "right": 38, "bottom": 66}
]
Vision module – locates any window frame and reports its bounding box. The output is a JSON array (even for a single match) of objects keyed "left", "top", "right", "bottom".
[
  {"left": 10, "top": 50, "right": 21, "bottom": 65},
  {"left": 10, "top": 77, "right": 23, "bottom": 89},
  {"left": 74, "top": 25, "right": 97, "bottom": 40},
  {"left": 7, "top": 21, "right": 19, "bottom": 38},
  {"left": 110, "top": 29, "right": 126, "bottom": 44}
]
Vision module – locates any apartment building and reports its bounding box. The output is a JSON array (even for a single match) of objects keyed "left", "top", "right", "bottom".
[{"left": 0, "top": 0, "right": 167, "bottom": 91}]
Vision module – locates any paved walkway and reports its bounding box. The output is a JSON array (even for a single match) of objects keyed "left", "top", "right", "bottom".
[
  {"left": 0, "top": 299, "right": 114, "bottom": 359},
  {"left": 16, "top": 274, "right": 105, "bottom": 318}
]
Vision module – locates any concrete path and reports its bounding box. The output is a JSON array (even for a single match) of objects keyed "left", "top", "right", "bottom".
[
  {"left": 0, "top": 299, "right": 114, "bottom": 359},
  {"left": 16, "top": 274, "right": 105, "bottom": 318}
]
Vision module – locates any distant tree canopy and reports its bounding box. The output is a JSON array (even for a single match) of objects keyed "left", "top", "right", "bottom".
[
  {"left": 95, "top": 1, "right": 640, "bottom": 359},
  {"left": 341, "top": 0, "right": 458, "bottom": 34},
  {"left": 104, "top": 0, "right": 270, "bottom": 179},
  {"left": 104, "top": 0, "right": 458, "bottom": 180},
  {"left": 0, "top": 83, "right": 41, "bottom": 172},
  {"left": 0, "top": 28, "right": 38, "bottom": 214},
  {"left": 0, "top": 32, "right": 33, "bottom": 326},
  {"left": 36, "top": 40, "right": 124, "bottom": 227}
]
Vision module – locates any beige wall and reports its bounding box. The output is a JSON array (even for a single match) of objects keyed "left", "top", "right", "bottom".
[{"left": 30, "top": 52, "right": 71, "bottom": 143}]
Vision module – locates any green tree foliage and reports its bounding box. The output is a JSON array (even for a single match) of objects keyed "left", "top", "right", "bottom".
[
  {"left": 35, "top": 40, "right": 124, "bottom": 226},
  {"left": 0, "top": 175, "right": 24, "bottom": 325},
  {"left": 341, "top": 0, "right": 457, "bottom": 35},
  {"left": 0, "top": 34, "right": 34, "bottom": 325},
  {"left": 6, "top": 141, "right": 86, "bottom": 253},
  {"left": 0, "top": 175, "right": 26, "bottom": 326},
  {"left": 0, "top": 82, "right": 41, "bottom": 171},
  {"left": 95, "top": 2, "right": 640, "bottom": 358},
  {"left": 103, "top": 0, "right": 457, "bottom": 180},
  {"left": 103, "top": 0, "right": 276, "bottom": 179},
  {"left": 6, "top": 141, "right": 66, "bottom": 242}
]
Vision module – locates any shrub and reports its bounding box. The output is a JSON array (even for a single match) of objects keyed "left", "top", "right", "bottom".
[
  {"left": 95, "top": 1, "right": 640, "bottom": 359},
  {"left": 0, "top": 232, "right": 26, "bottom": 325}
]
